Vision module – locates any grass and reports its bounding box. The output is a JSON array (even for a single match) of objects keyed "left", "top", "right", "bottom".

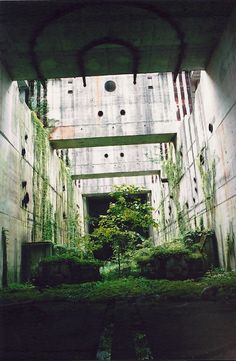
[{"left": 1, "top": 271, "right": 236, "bottom": 304}]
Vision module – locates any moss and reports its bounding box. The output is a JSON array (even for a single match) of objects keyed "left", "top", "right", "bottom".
[
  {"left": 135, "top": 242, "right": 190, "bottom": 264},
  {"left": 39, "top": 254, "right": 102, "bottom": 267},
  {"left": 2, "top": 271, "right": 236, "bottom": 303}
]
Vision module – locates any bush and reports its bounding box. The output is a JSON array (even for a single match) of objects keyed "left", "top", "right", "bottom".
[
  {"left": 134, "top": 242, "right": 207, "bottom": 280},
  {"left": 32, "top": 255, "right": 102, "bottom": 287}
]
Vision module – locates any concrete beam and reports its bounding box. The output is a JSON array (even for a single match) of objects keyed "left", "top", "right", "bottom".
[
  {"left": 49, "top": 122, "right": 178, "bottom": 148},
  {"left": 72, "top": 170, "right": 160, "bottom": 180}
]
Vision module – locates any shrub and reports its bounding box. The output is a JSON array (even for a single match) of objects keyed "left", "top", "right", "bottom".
[
  {"left": 134, "top": 242, "right": 207, "bottom": 280},
  {"left": 32, "top": 255, "right": 102, "bottom": 287}
]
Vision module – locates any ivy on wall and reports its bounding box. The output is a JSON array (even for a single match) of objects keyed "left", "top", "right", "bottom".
[
  {"left": 162, "top": 144, "right": 187, "bottom": 234},
  {"left": 197, "top": 152, "right": 216, "bottom": 227},
  {"left": 32, "top": 112, "right": 80, "bottom": 245}
]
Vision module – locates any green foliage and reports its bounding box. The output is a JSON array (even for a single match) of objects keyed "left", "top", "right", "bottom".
[
  {"left": 134, "top": 241, "right": 190, "bottom": 264},
  {"left": 32, "top": 112, "right": 50, "bottom": 242},
  {"left": 91, "top": 185, "right": 157, "bottom": 274},
  {"left": 29, "top": 97, "right": 48, "bottom": 118},
  {"left": 162, "top": 144, "right": 183, "bottom": 194},
  {"left": 53, "top": 241, "right": 95, "bottom": 261},
  {"left": 3, "top": 270, "right": 236, "bottom": 303},
  {"left": 226, "top": 228, "right": 235, "bottom": 271},
  {"left": 39, "top": 254, "right": 101, "bottom": 267},
  {"left": 197, "top": 155, "right": 216, "bottom": 227},
  {"left": 162, "top": 144, "right": 186, "bottom": 234},
  {"left": 32, "top": 112, "right": 81, "bottom": 245}
]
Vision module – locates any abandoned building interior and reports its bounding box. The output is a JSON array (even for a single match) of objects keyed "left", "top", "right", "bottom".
[{"left": 1, "top": 1, "right": 236, "bottom": 359}]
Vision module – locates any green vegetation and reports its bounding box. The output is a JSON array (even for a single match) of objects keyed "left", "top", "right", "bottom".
[
  {"left": 90, "top": 185, "right": 157, "bottom": 275},
  {"left": 197, "top": 153, "right": 216, "bottom": 227},
  {"left": 32, "top": 112, "right": 80, "bottom": 246},
  {"left": 1, "top": 270, "right": 236, "bottom": 304},
  {"left": 32, "top": 254, "right": 101, "bottom": 287},
  {"left": 162, "top": 144, "right": 187, "bottom": 234}
]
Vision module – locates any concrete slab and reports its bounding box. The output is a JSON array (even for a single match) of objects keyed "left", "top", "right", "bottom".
[
  {"left": 49, "top": 122, "right": 178, "bottom": 148},
  {"left": 0, "top": 1, "right": 235, "bottom": 80}
]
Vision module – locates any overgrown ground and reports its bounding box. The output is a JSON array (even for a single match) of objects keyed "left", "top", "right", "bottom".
[{"left": 1, "top": 270, "right": 236, "bottom": 304}]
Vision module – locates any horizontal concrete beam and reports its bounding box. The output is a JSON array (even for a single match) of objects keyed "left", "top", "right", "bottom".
[
  {"left": 71, "top": 169, "right": 160, "bottom": 180},
  {"left": 49, "top": 122, "right": 178, "bottom": 148}
]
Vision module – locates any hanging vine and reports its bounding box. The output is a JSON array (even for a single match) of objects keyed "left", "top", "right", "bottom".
[
  {"left": 197, "top": 152, "right": 216, "bottom": 227},
  {"left": 32, "top": 112, "right": 81, "bottom": 245},
  {"left": 162, "top": 143, "right": 186, "bottom": 234},
  {"left": 32, "top": 112, "right": 50, "bottom": 241}
]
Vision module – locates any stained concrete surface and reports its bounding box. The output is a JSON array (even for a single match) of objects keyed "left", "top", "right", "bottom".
[{"left": 1, "top": 299, "right": 236, "bottom": 360}]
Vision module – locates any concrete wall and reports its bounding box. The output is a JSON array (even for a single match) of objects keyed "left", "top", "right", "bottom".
[
  {"left": 48, "top": 73, "right": 177, "bottom": 125},
  {"left": 160, "top": 8, "right": 236, "bottom": 269},
  {"left": 47, "top": 72, "right": 192, "bottom": 243},
  {"left": 70, "top": 144, "right": 162, "bottom": 179},
  {"left": 0, "top": 62, "right": 79, "bottom": 286}
]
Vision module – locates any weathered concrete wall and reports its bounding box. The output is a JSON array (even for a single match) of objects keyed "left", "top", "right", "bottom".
[
  {"left": 48, "top": 73, "right": 179, "bottom": 148},
  {"left": 70, "top": 144, "right": 162, "bottom": 179},
  {"left": 48, "top": 73, "right": 176, "bottom": 124},
  {"left": 160, "top": 8, "right": 236, "bottom": 269},
  {"left": 47, "top": 73, "right": 191, "bottom": 243},
  {"left": 0, "top": 62, "right": 79, "bottom": 286}
]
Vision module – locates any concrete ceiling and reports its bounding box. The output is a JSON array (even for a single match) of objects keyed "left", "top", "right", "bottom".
[{"left": 0, "top": 1, "right": 235, "bottom": 82}]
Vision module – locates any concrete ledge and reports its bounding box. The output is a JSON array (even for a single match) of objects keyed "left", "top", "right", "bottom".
[
  {"left": 49, "top": 122, "right": 178, "bottom": 148},
  {"left": 72, "top": 169, "right": 160, "bottom": 179}
]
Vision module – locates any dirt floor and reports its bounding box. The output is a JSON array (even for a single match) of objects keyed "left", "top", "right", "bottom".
[{"left": 1, "top": 298, "right": 236, "bottom": 360}]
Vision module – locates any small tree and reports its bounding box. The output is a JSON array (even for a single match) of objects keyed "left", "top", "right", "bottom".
[{"left": 91, "top": 185, "right": 157, "bottom": 275}]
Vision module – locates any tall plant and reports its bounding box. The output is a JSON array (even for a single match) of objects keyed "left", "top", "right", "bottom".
[{"left": 91, "top": 185, "right": 157, "bottom": 274}]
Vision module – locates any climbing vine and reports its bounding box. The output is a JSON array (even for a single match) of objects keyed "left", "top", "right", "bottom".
[
  {"left": 159, "top": 187, "right": 167, "bottom": 240},
  {"left": 32, "top": 112, "right": 50, "bottom": 242},
  {"left": 162, "top": 144, "right": 186, "bottom": 234},
  {"left": 60, "top": 159, "right": 81, "bottom": 247},
  {"left": 197, "top": 153, "right": 216, "bottom": 227},
  {"left": 32, "top": 112, "right": 81, "bottom": 245}
]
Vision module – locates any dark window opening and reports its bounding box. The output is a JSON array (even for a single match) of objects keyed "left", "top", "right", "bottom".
[
  {"left": 120, "top": 152, "right": 124, "bottom": 157},
  {"left": 148, "top": 85, "right": 153, "bottom": 89},
  {"left": 68, "top": 90, "right": 73, "bottom": 94},
  {"left": 104, "top": 153, "right": 109, "bottom": 158},
  {"left": 120, "top": 109, "right": 126, "bottom": 115},
  {"left": 98, "top": 110, "right": 103, "bottom": 117}
]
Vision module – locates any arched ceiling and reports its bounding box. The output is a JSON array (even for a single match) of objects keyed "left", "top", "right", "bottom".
[{"left": 0, "top": 0, "right": 235, "bottom": 82}]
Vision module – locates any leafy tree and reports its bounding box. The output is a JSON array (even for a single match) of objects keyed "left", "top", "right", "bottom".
[{"left": 91, "top": 185, "right": 158, "bottom": 275}]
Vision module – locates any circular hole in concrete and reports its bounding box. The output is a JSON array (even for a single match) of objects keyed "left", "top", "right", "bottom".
[
  {"left": 120, "top": 109, "right": 126, "bottom": 115},
  {"left": 120, "top": 152, "right": 124, "bottom": 157},
  {"left": 104, "top": 153, "right": 109, "bottom": 158},
  {"left": 98, "top": 110, "right": 103, "bottom": 117},
  {"left": 104, "top": 80, "right": 116, "bottom": 92}
]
